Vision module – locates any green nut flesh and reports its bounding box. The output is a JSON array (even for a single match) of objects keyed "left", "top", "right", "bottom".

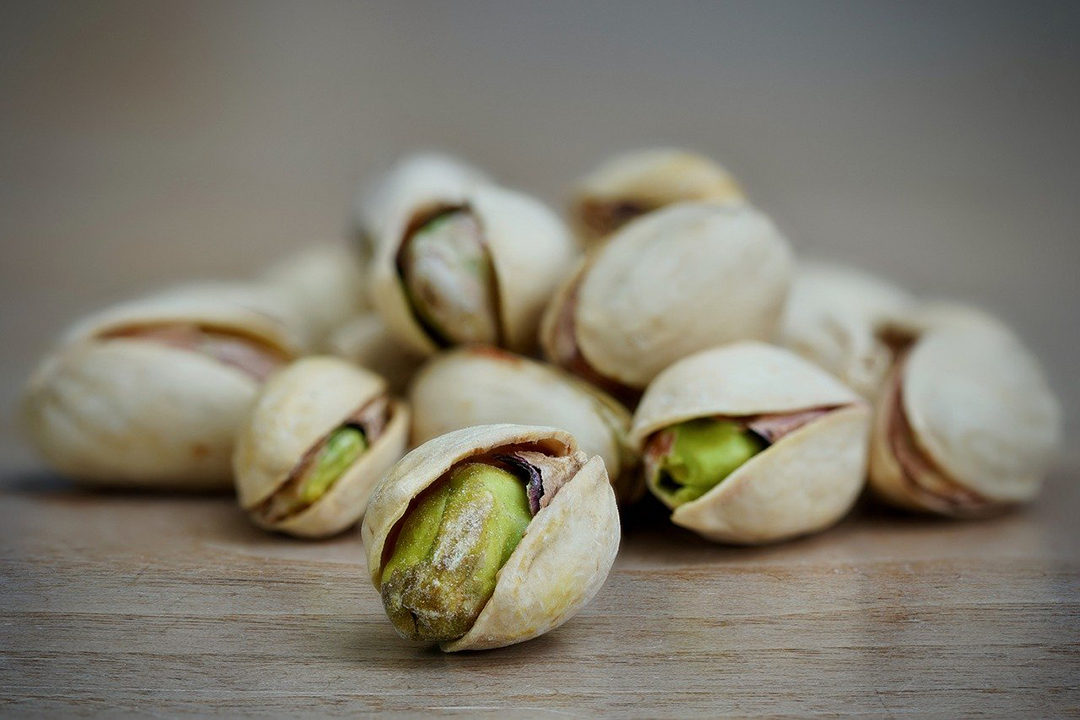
[
  {"left": 401, "top": 210, "right": 500, "bottom": 346},
  {"left": 298, "top": 427, "right": 368, "bottom": 504},
  {"left": 652, "top": 419, "right": 764, "bottom": 507},
  {"left": 380, "top": 462, "right": 532, "bottom": 643}
]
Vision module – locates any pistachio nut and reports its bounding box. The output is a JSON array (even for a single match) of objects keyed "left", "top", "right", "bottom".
[
  {"left": 20, "top": 284, "right": 303, "bottom": 489},
  {"left": 234, "top": 357, "right": 409, "bottom": 537},
  {"left": 571, "top": 148, "right": 746, "bottom": 245},
  {"left": 261, "top": 243, "right": 369, "bottom": 350},
  {"left": 354, "top": 153, "right": 490, "bottom": 259},
  {"left": 409, "top": 346, "right": 643, "bottom": 504},
  {"left": 868, "top": 325, "right": 1060, "bottom": 517},
  {"left": 363, "top": 424, "right": 620, "bottom": 651},
  {"left": 541, "top": 202, "right": 793, "bottom": 394},
  {"left": 326, "top": 313, "right": 425, "bottom": 395},
  {"left": 777, "top": 261, "right": 914, "bottom": 400},
  {"left": 631, "top": 342, "right": 870, "bottom": 544}
]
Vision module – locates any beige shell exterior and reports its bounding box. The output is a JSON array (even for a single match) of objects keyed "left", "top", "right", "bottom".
[
  {"left": 371, "top": 182, "right": 578, "bottom": 356},
  {"left": 261, "top": 243, "right": 369, "bottom": 351},
  {"left": 326, "top": 313, "right": 425, "bottom": 395},
  {"left": 571, "top": 148, "right": 746, "bottom": 245},
  {"left": 868, "top": 326, "right": 1060, "bottom": 513},
  {"left": 545, "top": 202, "right": 793, "bottom": 390},
  {"left": 20, "top": 287, "right": 304, "bottom": 490},
  {"left": 632, "top": 342, "right": 869, "bottom": 544},
  {"left": 878, "top": 299, "right": 1012, "bottom": 347},
  {"left": 362, "top": 424, "right": 620, "bottom": 652},
  {"left": 777, "top": 261, "right": 914, "bottom": 399},
  {"left": 409, "top": 347, "right": 640, "bottom": 502},
  {"left": 355, "top": 153, "right": 490, "bottom": 249},
  {"left": 233, "top": 357, "right": 409, "bottom": 538}
]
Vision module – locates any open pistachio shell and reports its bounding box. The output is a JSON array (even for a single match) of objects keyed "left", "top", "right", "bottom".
[
  {"left": 326, "top": 313, "right": 425, "bottom": 395},
  {"left": 877, "top": 299, "right": 1013, "bottom": 349},
  {"left": 777, "top": 261, "right": 914, "bottom": 399},
  {"left": 868, "top": 326, "right": 1060, "bottom": 516},
  {"left": 355, "top": 153, "right": 490, "bottom": 260},
  {"left": 631, "top": 342, "right": 870, "bottom": 544},
  {"left": 371, "top": 182, "right": 578, "bottom": 356},
  {"left": 261, "top": 243, "right": 369, "bottom": 351},
  {"left": 362, "top": 424, "right": 620, "bottom": 651},
  {"left": 20, "top": 285, "right": 303, "bottom": 489},
  {"left": 409, "top": 347, "right": 642, "bottom": 504},
  {"left": 234, "top": 357, "right": 409, "bottom": 538},
  {"left": 542, "top": 202, "right": 793, "bottom": 392},
  {"left": 571, "top": 148, "right": 746, "bottom": 245}
]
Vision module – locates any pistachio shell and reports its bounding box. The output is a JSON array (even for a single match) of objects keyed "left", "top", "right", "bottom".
[
  {"left": 22, "top": 341, "right": 263, "bottom": 489},
  {"left": 409, "top": 347, "right": 641, "bottom": 502},
  {"left": 868, "top": 326, "right": 1060, "bottom": 514},
  {"left": 355, "top": 153, "right": 490, "bottom": 247},
  {"left": 632, "top": 343, "right": 869, "bottom": 544},
  {"left": 261, "top": 244, "right": 369, "bottom": 350},
  {"left": 877, "top": 300, "right": 1012, "bottom": 348},
  {"left": 571, "top": 149, "right": 746, "bottom": 244},
  {"left": 777, "top": 261, "right": 914, "bottom": 399},
  {"left": 234, "top": 357, "right": 409, "bottom": 538},
  {"left": 544, "top": 202, "right": 792, "bottom": 390},
  {"left": 362, "top": 424, "right": 620, "bottom": 651},
  {"left": 371, "top": 183, "right": 578, "bottom": 356},
  {"left": 326, "top": 313, "right": 425, "bottom": 395},
  {"left": 20, "top": 287, "right": 303, "bottom": 489}
]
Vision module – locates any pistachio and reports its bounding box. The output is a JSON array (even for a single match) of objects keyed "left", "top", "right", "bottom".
[
  {"left": 380, "top": 462, "right": 532, "bottom": 642},
  {"left": 632, "top": 343, "right": 870, "bottom": 544},
  {"left": 326, "top": 313, "right": 425, "bottom": 395},
  {"left": 399, "top": 209, "right": 499, "bottom": 346},
  {"left": 234, "top": 357, "right": 409, "bottom": 538},
  {"left": 647, "top": 419, "right": 765, "bottom": 507},
  {"left": 363, "top": 424, "right": 620, "bottom": 651}
]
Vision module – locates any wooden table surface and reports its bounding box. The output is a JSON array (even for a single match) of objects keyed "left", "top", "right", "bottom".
[{"left": 2, "top": 451, "right": 1077, "bottom": 717}]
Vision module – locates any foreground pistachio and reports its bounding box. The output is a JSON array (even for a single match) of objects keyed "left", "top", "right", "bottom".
[
  {"left": 542, "top": 202, "right": 793, "bottom": 394},
  {"left": 261, "top": 243, "right": 369, "bottom": 351},
  {"left": 234, "top": 356, "right": 409, "bottom": 538},
  {"left": 326, "top": 313, "right": 424, "bottom": 394},
  {"left": 868, "top": 325, "right": 1059, "bottom": 517},
  {"left": 777, "top": 261, "right": 914, "bottom": 400},
  {"left": 409, "top": 346, "right": 642, "bottom": 504},
  {"left": 632, "top": 342, "right": 870, "bottom": 544},
  {"left": 363, "top": 424, "right": 620, "bottom": 651},
  {"left": 381, "top": 462, "right": 532, "bottom": 641},
  {"left": 371, "top": 176, "right": 577, "bottom": 356},
  {"left": 20, "top": 284, "right": 303, "bottom": 489},
  {"left": 571, "top": 148, "right": 746, "bottom": 245}
]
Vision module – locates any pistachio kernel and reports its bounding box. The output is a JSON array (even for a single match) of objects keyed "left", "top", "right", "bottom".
[
  {"left": 649, "top": 418, "right": 764, "bottom": 507},
  {"left": 400, "top": 210, "right": 499, "bottom": 346},
  {"left": 380, "top": 462, "right": 531, "bottom": 643},
  {"left": 298, "top": 427, "right": 368, "bottom": 504}
]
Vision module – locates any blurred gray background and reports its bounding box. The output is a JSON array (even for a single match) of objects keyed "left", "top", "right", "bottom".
[{"left": 2, "top": 0, "right": 1078, "bottom": 469}]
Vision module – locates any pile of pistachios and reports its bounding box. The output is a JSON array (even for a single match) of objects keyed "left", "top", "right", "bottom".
[{"left": 20, "top": 149, "right": 1062, "bottom": 651}]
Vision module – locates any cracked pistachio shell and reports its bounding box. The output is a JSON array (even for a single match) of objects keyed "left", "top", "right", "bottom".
[
  {"left": 362, "top": 424, "right": 620, "bottom": 651},
  {"left": 868, "top": 326, "right": 1060, "bottom": 515},
  {"left": 326, "top": 313, "right": 425, "bottom": 395},
  {"left": 571, "top": 148, "right": 746, "bottom": 245},
  {"left": 777, "top": 261, "right": 914, "bottom": 399},
  {"left": 261, "top": 244, "right": 369, "bottom": 351},
  {"left": 354, "top": 153, "right": 490, "bottom": 258},
  {"left": 542, "top": 202, "right": 793, "bottom": 391},
  {"left": 20, "top": 286, "right": 303, "bottom": 489},
  {"left": 372, "top": 183, "right": 578, "bottom": 356},
  {"left": 632, "top": 342, "right": 870, "bottom": 544},
  {"left": 877, "top": 300, "right": 1013, "bottom": 348},
  {"left": 409, "top": 347, "right": 642, "bottom": 504},
  {"left": 234, "top": 357, "right": 409, "bottom": 538}
]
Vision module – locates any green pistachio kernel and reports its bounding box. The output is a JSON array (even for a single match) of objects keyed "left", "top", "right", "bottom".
[
  {"left": 298, "top": 427, "right": 368, "bottom": 504},
  {"left": 380, "top": 462, "right": 531, "bottom": 642},
  {"left": 652, "top": 419, "right": 764, "bottom": 507},
  {"left": 401, "top": 210, "right": 499, "bottom": 346}
]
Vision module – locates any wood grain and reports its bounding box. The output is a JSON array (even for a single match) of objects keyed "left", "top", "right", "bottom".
[{"left": 1, "top": 461, "right": 1077, "bottom": 716}]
